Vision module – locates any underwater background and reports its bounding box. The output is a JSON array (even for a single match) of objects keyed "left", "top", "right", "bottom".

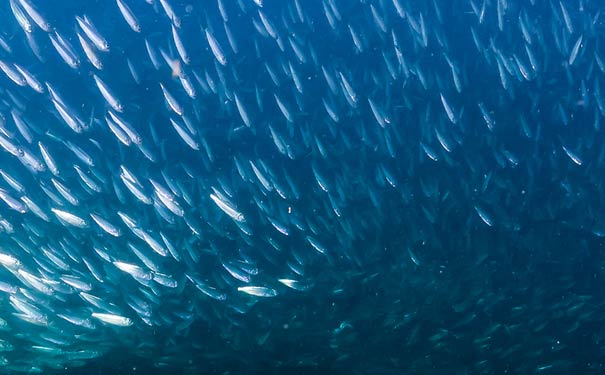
[{"left": 0, "top": 0, "right": 602, "bottom": 373}]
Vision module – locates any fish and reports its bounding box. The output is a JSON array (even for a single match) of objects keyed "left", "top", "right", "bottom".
[
  {"left": 17, "top": 0, "right": 51, "bottom": 32},
  {"left": 115, "top": 0, "right": 141, "bottom": 33},
  {"left": 51, "top": 208, "right": 88, "bottom": 228},
  {"left": 92, "top": 74, "right": 123, "bottom": 112},
  {"left": 205, "top": 28, "right": 228, "bottom": 66},
  {"left": 0, "top": 0, "right": 598, "bottom": 374},
  {"left": 237, "top": 286, "right": 278, "bottom": 297},
  {"left": 76, "top": 15, "right": 110, "bottom": 52},
  {"left": 91, "top": 312, "right": 133, "bottom": 327}
]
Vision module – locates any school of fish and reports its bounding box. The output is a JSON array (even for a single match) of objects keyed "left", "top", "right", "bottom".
[{"left": 0, "top": 0, "right": 602, "bottom": 373}]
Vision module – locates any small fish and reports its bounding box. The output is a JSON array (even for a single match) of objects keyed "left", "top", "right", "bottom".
[
  {"left": 205, "top": 28, "right": 227, "bottom": 66},
  {"left": 93, "top": 74, "right": 123, "bottom": 112},
  {"left": 9, "top": 0, "right": 33, "bottom": 33},
  {"left": 90, "top": 213, "right": 121, "bottom": 237},
  {"left": 116, "top": 0, "right": 141, "bottom": 32},
  {"left": 237, "top": 286, "right": 278, "bottom": 297},
  {"left": 51, "top": 208, "right": 88, "bottom": 228},
  {"left": 49, "top": 31, "right": 80, "bottom": 69},
  {"left": 568, "top": 35, "right": 583, "bottom": 66},
  {"left": 210, "top": 193, "right": 245, "bottom": 222},
  {"left": 91, "top": 313, "right": 133, "bottom": 327},
  {"left": 18, "top": 0, "right": 50, "bottom": 32},
  {"left": 159, "top": 83, "right": 183, "bottom": 116},
  {"left": 76, "top": 15, "right": 109, "bottom": 52},
  {"left": 440, "top": 93, "right": 457, "bottom": 124},
  {"left": 561, "top": 145, "right": 582, "bottom": 166}
]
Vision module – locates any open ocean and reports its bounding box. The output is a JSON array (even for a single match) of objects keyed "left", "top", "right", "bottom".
[{"left": 0, "top": 0, "right": 602, "bottom": 373}]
